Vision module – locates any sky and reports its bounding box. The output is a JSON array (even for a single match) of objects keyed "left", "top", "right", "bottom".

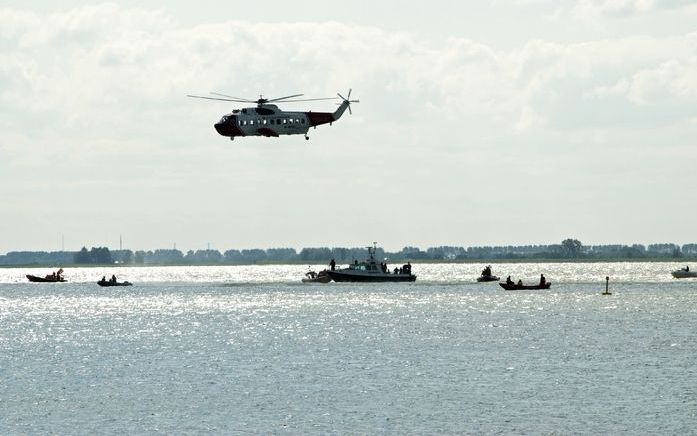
[{"left": 1, "top": 0, "right": 697, "bottom": 253}]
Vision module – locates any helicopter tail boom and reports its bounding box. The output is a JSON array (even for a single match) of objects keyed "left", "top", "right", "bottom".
[
  {"left": 305, "top": 89, "right": 358, "bottom": 127},
  {"left": 332, "top": 99, "right": 351, "bottom": 121}
]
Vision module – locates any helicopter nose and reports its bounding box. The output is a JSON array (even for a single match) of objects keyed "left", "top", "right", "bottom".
[{"left": 214, "top": 121, "right": 230, "bottom": 136}]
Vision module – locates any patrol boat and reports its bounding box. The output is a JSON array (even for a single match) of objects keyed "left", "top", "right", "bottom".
[{"left": 327, "top": 243, "right": 417, "bottom": 283}]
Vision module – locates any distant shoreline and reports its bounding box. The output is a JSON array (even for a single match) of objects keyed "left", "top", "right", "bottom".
[
  {"left": 3, "top": 257, "right": 694, "bottom": 269},
  {"left": 4, "top": 241, "right": 694, "bottom": 267}
]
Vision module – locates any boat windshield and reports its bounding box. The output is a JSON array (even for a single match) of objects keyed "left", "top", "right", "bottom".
[{"left": 349, "top": 263, "right": 368, "bottom": 271}]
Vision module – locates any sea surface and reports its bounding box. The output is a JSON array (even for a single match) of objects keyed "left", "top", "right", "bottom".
[{"left": 1, "top": 263, "right": 696, "bottom": 434}]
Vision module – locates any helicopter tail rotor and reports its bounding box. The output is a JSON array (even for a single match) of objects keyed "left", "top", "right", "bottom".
[{"left": 337, "top": 88, "right": 360, "bottom": 115}]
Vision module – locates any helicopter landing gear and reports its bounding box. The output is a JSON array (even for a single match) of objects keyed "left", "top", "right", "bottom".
[{"left": 305, "top": 135, "right": 309, "bottom": 140}]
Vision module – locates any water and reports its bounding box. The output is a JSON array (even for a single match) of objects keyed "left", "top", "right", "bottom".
[{"left": 1, "top": 263, "right": 696, "bottom": 434}]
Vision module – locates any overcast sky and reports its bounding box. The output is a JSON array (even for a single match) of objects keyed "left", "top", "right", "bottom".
[{"left": 1, "top": 0, "right": 696, "bottom": 253}]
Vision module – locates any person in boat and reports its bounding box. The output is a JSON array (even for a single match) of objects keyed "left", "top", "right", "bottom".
[
  {"left": 506, "top": 276, "right": 514, "bottom": 286},
  {"left": 540, "top": 274, "right": 546, "bottom": 286},
  {"left": 406, "top": 262, "right": 412, "bottom": 274},
  {"left": 101, "top": 276, "right": 106, "bottom": 283},
  {"left": 683, "top": 265, "right": 690, "bottom": 272},
  {"left": 393, "top": 267, "right": 399, "bottom": 275},
  {"left": 305, "top": 271, "right": 317, "bottom": 279},
  {"left": 482, "top": 265, "right": 492, "bottom": 277},
  {"left": 110, "top": 274, "right": 117, "bottom": 283},
  {"left": 329, "top": 258, "right": 336, "bottom": 271},
  {"left": 517, "top": 279, "right": 523, "bottom": 286}
]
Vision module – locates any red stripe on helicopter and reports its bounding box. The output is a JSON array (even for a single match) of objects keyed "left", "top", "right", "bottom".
[
  {"left": 256, "top": 128, "right": 279, "bottom": 137},
  {"left": 305, "top": 112, "right": 334, "bottom": 127}
]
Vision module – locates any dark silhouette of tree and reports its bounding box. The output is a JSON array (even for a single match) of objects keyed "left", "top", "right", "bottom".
[
  {"left": 73, "top": 246, "right": 112, "bottom": 264},
  {"left": 561, "top": 239, "right": 583, "bottom": 258},
  {"left": 134, "top": 251, "right": 145, "bottom": 264},
  {"left": 90, "top": 247, "right": 112, "bottom": 264},
  {"left": 74, "top": 247, "right": 90, "bottom": 263}
]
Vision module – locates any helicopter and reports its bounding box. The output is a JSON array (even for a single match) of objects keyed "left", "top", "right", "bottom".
[{"left": 187, "top": 90, "right": 359, "bottom": 140}]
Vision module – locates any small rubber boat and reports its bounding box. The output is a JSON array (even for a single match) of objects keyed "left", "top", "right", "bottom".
[
  {"left": 477, "top": 275, "right": 500, "bottom": 282},
  {"left": 499, "top": 282, "right": 551, "bottom": 290},
  {"left": 301, "top": 270, "right": 332, "bottom": 283},
  {"left": 26, "top": 274, "right": 66, "bottom": 283},
  {"left": 671, "top": 269, "right": 697, "bottom": 279},
  {"left": 97, "top": 279, "right": 132, "bottom": 287}
]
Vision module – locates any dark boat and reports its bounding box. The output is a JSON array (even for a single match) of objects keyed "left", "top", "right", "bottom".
[
  {"left": 26, "top": 274, "right": 66, "bottom": 283},
  {"left": 97, "top": 279, "right": 132, "bottom": 287},
  {"left": 477, "top": 265, "right": 498, "bottom": 282},
  {"left": 327, "top": 243, "right": 416, "bottom": 283},
  {"left": 671, "top": 268, "right": 697, "bottom": 279},
  {"left": 499, "top": 282, "right": 551, "bottom": 290},
  {"left": 301, "top": 270, "right": 332, "bottom": 283}
]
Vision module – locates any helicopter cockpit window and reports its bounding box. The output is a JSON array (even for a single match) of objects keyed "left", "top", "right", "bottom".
[{"left": 282, "top": 119, "right": 287, "bottom": 124}]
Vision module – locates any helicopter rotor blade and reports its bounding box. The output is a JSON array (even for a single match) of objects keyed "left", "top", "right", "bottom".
[
  {"left": 209, "top": 92, "right": 255, "bottom": 102},
  {"left": 275, "top": 97, "right": 340, "bottom": 103},
  {"left": 187, "top": 95, "right": 251, "bottom": 103},
  {"left": 267, "top": 94, "right": 304, "bottom": 102}
]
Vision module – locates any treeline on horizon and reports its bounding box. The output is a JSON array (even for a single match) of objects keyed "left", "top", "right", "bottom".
[{"left": 2, "top": 239, "right": 697, "bottom": 266}]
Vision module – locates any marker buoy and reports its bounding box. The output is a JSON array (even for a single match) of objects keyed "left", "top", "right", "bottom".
[{"left": 602, "top": 276, "right": 612, "bottom": 295}]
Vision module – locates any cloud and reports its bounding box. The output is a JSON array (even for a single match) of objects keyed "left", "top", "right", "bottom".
[
  {"left": 576, "top": 0, "right": 697, "bottom": 16},
  {"left": 0, "top": 3, "right": 697, "bottom": 252},
  {"left": 1, "top": 3, "right": 696, "bottom": 155},
  {"left": 627, "top": 59, "right": 697, "bottom": 104},
  {"left": 512, "top": 0, "right": 697, "bottom": 18}
]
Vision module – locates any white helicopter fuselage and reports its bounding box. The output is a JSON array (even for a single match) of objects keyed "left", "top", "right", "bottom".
[
  {"left": 214, "top": 100, "right": 350, "bottom": 139},
  {"left": 229, "top": 105, "right": 309, "bottom": 136}
]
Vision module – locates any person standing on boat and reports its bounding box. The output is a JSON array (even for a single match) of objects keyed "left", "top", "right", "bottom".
[
  {"left": 506, "top": 276, "right": 514, "bottom": 286},
  {"left": 540, "top": 274, "right": 546, "bottom": 286},
  {"left": 329, "top": 258, "right": 336, "bottom": 271}
]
